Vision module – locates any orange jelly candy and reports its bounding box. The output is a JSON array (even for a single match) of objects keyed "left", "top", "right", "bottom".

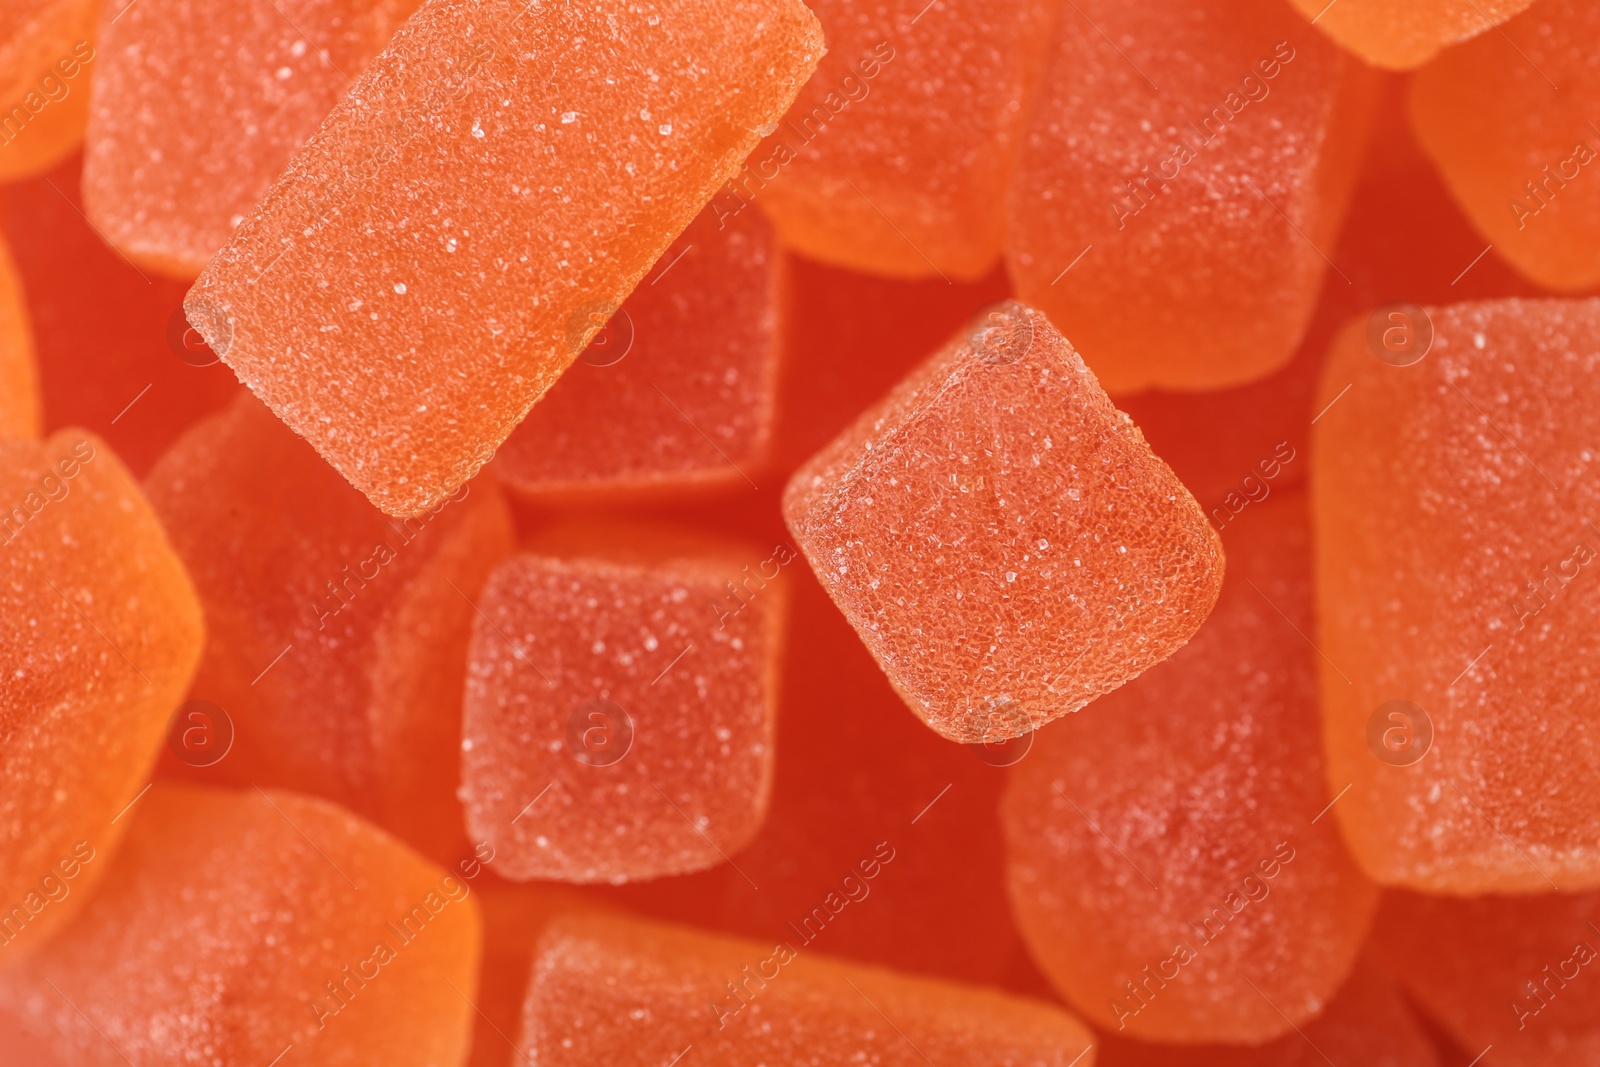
[
  {"left": 494, "top": 204, "right": 779, "bottom": 501},
  {"left": 1315, "top": 298, "right": 1600, "bottom": 893},
  {"left": 1004, "top": 492, "right": 1376, "bottom": 1043},
  {"left": 1377, "top": 888, "right": 1600, "bottom": 1067},
  {"left": 520, "top": 911, "right": 1096, "bottom": 1066},
  {"left": 0, "top": 1, "right": 96, "bottom": 181},
  {"left": 1006, "top": 1, "right": 1374, "bottom": 394},
  {"left": 0, "top": 785, "right": 480, "bottom": 1066},
  {"left": 0, "top": 431, "right": 201, "bottom": 956},
  {"left": 144, "top": 394, "right": 514, "bottom": 860},
  {"left": 461, "top": 525, "right": 784, "bottom": 883},
  {"left": 1290, "top": 0, "right": 1536, "bottom": 70},
  {"left": 783, "top": 301, "right": 1224, "bottom": 744},
  {"left": 0, "top": 232, "right": 40, "bottom": 439},
  {"left": 84, "top": 0, "right": 420, "bottom": 279},
  {"left": 1409, "top": 0, "right": 1600, "bottom": 291},
  {"left": 738, "top": 0, "right": 1057, "bottom": 280},
  {"left": 187, "top": 0, "right": 823, "bottom": 516}
]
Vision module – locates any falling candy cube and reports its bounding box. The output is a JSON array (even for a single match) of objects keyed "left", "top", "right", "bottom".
[
  {"left": 1003, "top": 492, "right": 1377, "bottom": 1044},
  {"left": 0, "top": 431, "right": 202, "bottom": 957},
  {"left": 520, "top": 911, "right": 1097, "bottom": 1067},
  {"left": 783, "top": 301, "right": 1224, "bottom": 744},
  {"left": 1289, "top": 0, "right": 1536, "bottom": 70},
  {"left": 186, "top": 0, "right": 824, "bottom": 515},
  {"left": 0, "top": 233, "right": 39, "bottom": 438},
  {"left": 84, "top": 0, "right": 422, "bottom": 279},
  {"left": 1314, "top": 298, "right": 1600, "bottom": 893},
  {"left": 0, "top": 785, "right": 480, "bottom": 1067},
  {"left": 461, "top": 524, "right": 785, "bottom": 883}
]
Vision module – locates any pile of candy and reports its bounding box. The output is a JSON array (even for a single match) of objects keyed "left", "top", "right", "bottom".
[{"left": 1, "top": 0, "right": 1595, "bottom": 1063}]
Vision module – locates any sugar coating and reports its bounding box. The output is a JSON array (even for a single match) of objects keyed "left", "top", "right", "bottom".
[
  {"left": 0, "top": 234, "right": 39, "bottom": 438},
  {"left": 84, "top": 0, "right": 420, "bottom": 280},
  {"left": 783, "top": 301, "right": 1224, "bottom": 744},
  {"left": 1410, "top": 0, "right": 1600, "bottom": 291},
  {"left": 462, "top": 531, "right": 782, "bottom": 883},
  {"left": 0, "top": 785, "right": 481, "bottom": 1067},
  {"left": 1377, "top": 889, "right": 1600, "bottom": 1067},
  {"left": 469, "top": 882, "right": 592, "bottom": 1067},
  {"left": 0, "top": 0, "right": 96, "bottom": 181},
  {"left": 1315, "top": 298, "right": 1600, "bottom": 893},
  {"left": 144, "top": 394, "right": 514, "bottom": 861},
  {"left": 521, "top": 912, "right": 1097, "bottom": 1067},
  {"left": 1004, "top": 493, "right": 1375, "bottom": 1043},
  {"left": 187, "top": 0, "right": 824, "bottom": 516},
  {"left": 1098, "top": 953, "right": 1438, "bottom": 1067},
  {"left": 494, "top": 203, "right": 778, "bottom": 499},
  {"left": 1290, "top": 0, "right": 1536, "bottom": 70},
  {"left": 1006, "top": 2, "right": 1374, "bottom": 394},
  {"left": 0, "top": 431, "right": 201, "bottom": 956},
  {"left": 746, "top": 0, "right": 1056, "bottom": 279}
]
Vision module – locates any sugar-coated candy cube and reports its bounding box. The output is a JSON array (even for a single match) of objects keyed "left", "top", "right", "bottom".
[
  {"left": 467, "top": 881, "right": 592, "bottom": 1067},
  {"left": 0, "top": 431, "right": 201, "bottom": 956},
  {"left": 0, "top": 785, "right": 480, "bottom": 1067},
  {"left": 187, "top": 0, "right": 824, "bottom": 516},
  {"left": 0, "top": 233, "right": 39, "bottom": 439},
  {"left": 737, "top": 0, "right": 1057, "bottom": 280},
  {"left": 84, "top": 0, "right": 420, "bottom": 279},
  {"left": 0, "top": 1, "right": 97, "bottom": 181},
  {"left": 144, "top": 394, "right": 513, "bottom": 861},
  {"left": 1006, "top": 2, "right": 1375, "bottom": 393},
  {"left": 1315, "top": 298, "right": 1600, "bottom": 893},
  {"left": 461, "top": 524, "right": 784, "bottom": 883},
  {"left": 1004, "top": 492, "right": 1376, "bottom": 1043},
  {"left": 784, "top": 301, "right": 1224, "bottom": 744},
  {"left": 520, "top": 911, "right": 1096, "bottom": 1066},
  {"left": 1290, "top": 0, "right": 1536, "bottom": 70},
  {"left": 1409, "top": 0, "right": 1600, "bottom": 291},
  {"left": 494, "top": 204, "right": 779, "bottom": 500}
]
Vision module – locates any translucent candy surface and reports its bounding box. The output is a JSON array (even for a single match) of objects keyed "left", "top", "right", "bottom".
[
  {"left": 0, "top": 431, "right": 201, "bottom": 957},
  {"left": 187, "top": 0, "right": 824, "bottom": 516},
  {"left": 84, "top": 0, "right": 420, "bottom": 279},
  {"left": 0, "top": 0, "right": 97, "bottom": 181},
  {"left": 0, "top": 233, "right": 39, "bottom": 439},
  {"left": 1314, "top": 298, "right": 1600, "bottom": 893},
  {"left": 1290, "top": 0, "right": 1536, "bottom": 70},
  {"left": 467, "top": 881, "right": 590, "bottom": 1067},
  {"left": 742, "top": 0, "right": 1057, "bottom": 279},
  {"left": 1004, "top": 493, "right": 1376, "bottom": 1043},
  {"left": 1378, "top": 888, "right": 1600, "bottom": 1067},
  {"left": 1410, "top": 0, "right": 1600, "bottom": 291},
  {"left": 1006, "top": 2, "right": 1375, "bottom": 394},
  {"left": 0, "top": 785, "right": 480, "bottom": 1067},
  {"left": 494, "top": 203, "right": 778, "bottom": 500},
  {"left": 520, "top": 912, "right": 1097, "bottom": 1067},
  {"left": 783, "top": 301, "right": 1224, "bottom": 743},
  {"left": 144, "top": 394, "right": 514, "bottom": 860},
  {"left": 461, "top": 525, "right": 783, "bottom": 883}
]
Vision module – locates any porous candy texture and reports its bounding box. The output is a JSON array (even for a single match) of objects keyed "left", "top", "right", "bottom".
[
  {"left": 144, "top": 394, "right": 514, "bottom": 861},
  {"left": 1290, "top": 0, "right": 1536, "bottom": 70},
  {"left": 494, "top": 203, "right": 779, "bottom": 500},
  {"left": 84, "top": 0, "right": 421, "bottom": 280},
  {"left": 187, "top": 0, "right": 825, "bottom": 516},
  {"left": 1377, "top": 889, "right": 1600, "bottom": 1067},
  {"left": 520, "top": 912, "right": 1097, "bottom": 1067},
  {"left": 1006, "top": 1, "right": 1375, "bottom": 394},
  {"left": 0, "top": 431, "right": 201, "bottom": 956},
  {"left": 0, "top": 1, "right": 97, "bottom": 181},
  {"left": 462, "top": 528, "right": 783, "bottom": 883},
  {"left": 1314, "top": 298, "right": 1600, "bottom": 893},
  {"left": 1410, "top": 0, "right": 1600, "bottom": 291},
  {"left": 783, "top": 301, "right": 1224, "bottom": 744},
  {"left": 740, "top": 0, "right": 1057, "bottom": 279},
  {"left": 0, "top": 786, "right": 481, "bottom": 1067},
  {"left": 0, "top": 234, "right": 39, "bottom": 439},
  {"left": 1003, "top": 493, "right": 1376, "bottom": 1044}
]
